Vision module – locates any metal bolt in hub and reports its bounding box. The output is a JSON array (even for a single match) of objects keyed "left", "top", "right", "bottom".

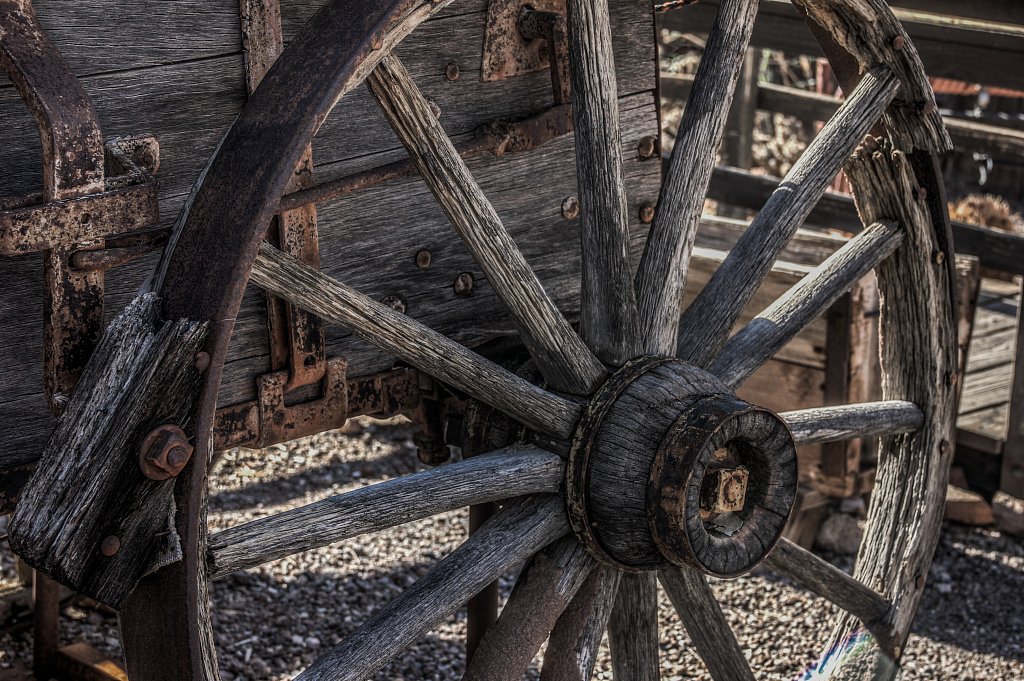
[{"left": 566, "top": 358, "right": 798, "bottom": 577}]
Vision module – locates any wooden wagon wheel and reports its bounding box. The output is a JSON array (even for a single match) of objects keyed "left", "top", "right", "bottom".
[{"left": 17, "top": 0, "right": 956, "bottom": 679}]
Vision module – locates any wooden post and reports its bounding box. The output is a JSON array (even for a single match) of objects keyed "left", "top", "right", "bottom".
[{"left": 720, "top": 48, "right": 757, "bottom": 219}]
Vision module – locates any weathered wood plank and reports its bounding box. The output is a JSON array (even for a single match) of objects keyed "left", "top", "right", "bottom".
[
  {"left": 294, "top": 495, "right": 568, "bottom": 681},
  {"left": 250, "top": 243, "right": 582, "bottom": 439},
  {"left": 781, "top": 401, "right": 924, "bottom": 445},
  {"left": 208, "top": 446, "right": 565, "bottom": 579},
  {"left": 676, "top": 69, "right": 899, "bottom": 367},
  {"left": 712, "top": 221, "right": 902, "bottom": 387},
  {"left": 635, "top": 0, "right": 757, "bottom": 355},
  {"left": 367, "top": 54, "right": 605, "bottom": 395},
  {"left": 567, "top": 0, "right": 639, "bottom": 365},
  {"left": 659, "top": 569, "right": 754, "bottom": 681},
  {"left": 9, "top": 294, "right": 208, "bottom": 607}
]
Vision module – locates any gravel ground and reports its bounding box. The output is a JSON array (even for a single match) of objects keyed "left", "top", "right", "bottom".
[{"left": 0, "top": 421, "right": 1021, "bottom": 680}]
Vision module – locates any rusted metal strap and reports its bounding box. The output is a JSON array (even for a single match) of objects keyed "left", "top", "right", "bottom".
[
  {"left": 212, "top": 365, "right": 421, "bottom": 450},
  {"left": 483, "top": 1, "right": 572, "bottom": 106},
  {"left": 242, "top": 0, "right": 327, "bottom": 393},
  {"left": 0, "top": 2, "right": 160, "bottom": 411}
]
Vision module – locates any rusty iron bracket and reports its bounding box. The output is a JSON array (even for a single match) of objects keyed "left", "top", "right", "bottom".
[
  {"left": 0, "top": 1, "right": 161, "bottom": 412},
  {"left": 482, "top": 0, "right": 566, "bottom": 82},
  {"left": 213, "top": 364, "right": 422, "bottom": 450}
]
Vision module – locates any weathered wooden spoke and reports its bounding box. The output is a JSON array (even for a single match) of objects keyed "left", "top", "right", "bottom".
[
  {"left": 367, "top": 54, "right": 605, "bottom": 395},
  {"left": 251, "top": 244, "right": 580, "bottom": 439},
  {"left": 541, "top": 566, "right": 622, "bottom": 681},
  {"left": 608, "top": 572, "right": 660, "bottom": 681},
  {"left": 565, "top": 0, "right": 638, "bottom": 365},
  {"left": 208, "top": 447, "right": 564, "bottom": 579},
  {"left": 676, "top": 68, "right": 900, "bottom": 366},
  {"left": 296, "top": 495, "right": 568, "bottom": 681},
  {"left": 782, "top": 401, "right": 924, "bottom": 445},
  {"left": 635, "top": 0, "right": 758, "bottom": 354},
  {"left": 660, "top": 569, "right": 755, "bottom": 681},
  {"left": 766, "top": 539, "right": 892, "bottom": 631},
  {"left": 713, "top": 220, "right": 903, "bottom": 387},
  {"left": 463, "top": 537, "right": 595, "bottom": 681}
]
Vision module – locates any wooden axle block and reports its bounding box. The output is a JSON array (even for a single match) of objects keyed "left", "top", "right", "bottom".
[{"left": 566, "top": 358, "right": 798, "bottom": 577}]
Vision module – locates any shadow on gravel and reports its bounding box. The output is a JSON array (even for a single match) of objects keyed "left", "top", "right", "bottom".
[
  {"left": 911, "top": 525, "right": 1024, "bottom": 663},
  {"left": 208, "top": 445, "right": 420, "bottom": 513}
]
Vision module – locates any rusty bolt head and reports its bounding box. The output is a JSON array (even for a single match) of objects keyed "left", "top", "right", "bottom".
[
  {"left": 380, "top": 294, "right": 407, "bottom": 314},
  {"left": 639, "top": 204, "right": 656, "bottom": 224},
  {"left": 561, "top": 196, "right": 580, "bottom": 220},
  {"left": 637, "top": 135, "right": 658, "bottom": 160},
  {"left": 920, "top": 100, "right": 936, "bottom": 116},
  {"left": 138, "top": 425, "right": 194, "bottom": 481},
  {"left": 445, "top": 62, "right": 460, "bottom": 81},
  {"left": 934, "top": 250, "right": 946, "bottom": 265},
  {"left": 101, "top": 535, "right": 121, "bottom": 557},
  {"left": 454, "top": 272, "right": 475, "bottom": 297},
  {"left": 939, "top": 439, "right": 952, "bottom": 456},
  {"left": 892, "top": 35, "right": 906, "bottom": 51},
  {"left": 371, "top": 34, "right": 383, "bottom": 50},
  {"left": 415, "top": 249, "right": 432, "bottom": 269},
  {"left": 195, "top": 351, "right": 211, "bottom": 372}
]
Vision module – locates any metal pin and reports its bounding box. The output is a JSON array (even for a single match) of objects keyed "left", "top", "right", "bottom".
[
  {"left": 561, "top": 196, "right": 580, "bottom": 220},
  {"left": 454, "top": 272, "right": 475, "bottom": 297}
]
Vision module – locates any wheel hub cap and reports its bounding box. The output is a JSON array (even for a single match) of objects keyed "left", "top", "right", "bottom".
[{"left": 566, "top": 358, "right": 798, "bottom": 577}]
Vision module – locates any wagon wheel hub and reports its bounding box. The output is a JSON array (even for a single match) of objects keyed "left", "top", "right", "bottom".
[{"left": 566, "top": 358, "right": 798, "bottom": 577}]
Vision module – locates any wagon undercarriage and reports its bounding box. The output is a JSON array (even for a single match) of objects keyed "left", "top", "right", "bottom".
[{"left": 0, "top": 0, "right": 958, "bottom": 679}]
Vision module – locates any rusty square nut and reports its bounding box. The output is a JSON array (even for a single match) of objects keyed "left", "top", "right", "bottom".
[
  {"left": 700, "top": 466, "right": 749, "bottom": 514},
  {"left": 138, "top": 424, "right": 194, "bottom": 481}
]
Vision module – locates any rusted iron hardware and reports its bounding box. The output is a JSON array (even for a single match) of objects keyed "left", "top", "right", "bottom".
[
  {"left": 0, "top": 1, "right": 160, "bottom": 413},
  {"left": 138, "top": 425, "right": 195, "bottom": 481},
  {"left": 699, "top": 465, "right": 749, "bottom": 516},
  {"left": 516, "top": 6, "right": 571, "bottom": 105},
  {"left": 213, "top": 365, "right": 422, "bottom": 450},
  {"left": 482, "top": 0, "right": 566, "bottom": 83}
]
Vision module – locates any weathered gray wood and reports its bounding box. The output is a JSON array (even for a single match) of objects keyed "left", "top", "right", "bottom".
[
  {"left": 566, "top": 0, "right": 638, "bottom": 366},
  {"left": 367, "top": 54, "right": 604, "bottom": 395},
  {"left": 676, "top": 68, "right": 899, "bottom": 367},
  {"left": 635, "top": 0, "right": 757, "bottom": 355},
  {"left": 208, "top": 446, "right": 565, "bottom": 579},
  {"left": 541, "top": 566, "right": 621, "bottom": 681},
  {"left": 607, "top": 572, "right": 659, "bottom": 681},
  {"left": 9, "top": 293, "right": 208, "bottom": 607},
  {"left": 0, "top": 92, "right": 661, "bottom": 469},
  {"left": 295, "top": 495, "right": 568, "bottom": 681},
  {"left": 659, "top": 568, "right": 755, "bottom": 681},
  {"left": 463, "top": 537, "right": 595, "bottom": 681},
  {"left": 781, "top": 401, "right": 924, "bottom": 445},
  {"left": 713, "top": 220, "right": 902, "bottom": 387},
  {"left": 766, "top": 538, "right": 891, "bottom": 627},
  {"left": 250, "top": 243, "right": 581, "bottom": 439},
  {"left": 822, "top": 142, "right": 957, "bottom": 669}
]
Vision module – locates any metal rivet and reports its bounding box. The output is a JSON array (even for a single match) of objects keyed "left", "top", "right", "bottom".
[
  {"left": 639, "top": 204, "right": 656, "bottom": 224},
  {"left": 454, "top": 272, "right": 474, "bottom": 297},
  {"left": 939, "top": 439, "right": 952, "bottom": 456},
  {"left": 637, "top": 135, "right": 658, "bottom": 160},
  {"left": 415, "top": 250, "right": 432, "bottom": 269},
  {"left": 921, "top": 101, "right": 936, "bottom": 116},
  {"left": 892, "top": 35, "right": 906, "bottom": 51},
  {"left": 194, "top": 351, "right": 211, "bottom": 372},
  {"left": 934, "top": 250, "right": 946, "bottom": 265},
  {"left": 380, "top": 295, "right": 407, "bottom": 314},
  {"left": 561, "top": 196, "right": 580, "bottom": 220},
  {"left": 445, "top": 62, "right": 460, "bottom": 81},
  {"left": 101, "top": 535, "right": 121, "bottom": 557}
]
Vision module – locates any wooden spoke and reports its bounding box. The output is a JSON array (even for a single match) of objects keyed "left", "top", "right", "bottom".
[
  {"left": 208, "top": 447, "right": 564, "bottom": 579},
  {"left": 766, "top": 538, "right": 891, "bottom": 628},
  {"left": 635, "top": 0, "right": 758, "bottom": 355},
  {"left": 676, "top": 67, "right": 900, "bottom": 367},
  {"left": 781, "top": 401, "right": 924, "bottom": 445},
  {"left": 712, "top": 220, "right": 903, "bottom": 387},
  {"left": 659, "top": 569, "right": 755, "bottom": 681},
  {"left": 251, "top": 244, "right": 581, "bottom": 439},
  {"left": 296, "top": 495, "right": 568, "bottom": 681},
  {"left": 608, "top": 572, "right": 660, "bottom": 681},
  {"left": 565, "top": 0, "right": 638, "bottom": 365},
  {"left": 541, "top": 566, "right": 622, "bottom": 681},
  {"left": 464, "top": 537, "right": 595, "bottom": 681},
  {"left": 366, "top": 54, "right": 605, "bottom": 395}
]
